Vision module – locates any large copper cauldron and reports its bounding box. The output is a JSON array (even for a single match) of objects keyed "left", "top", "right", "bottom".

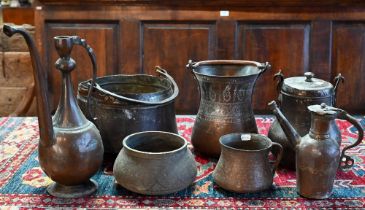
[
  {"left": 187, "top": 60, "right": 271, "bottom": 157},
  {"left": 77, "top": 67, "right": 178, "bottom": 157}
]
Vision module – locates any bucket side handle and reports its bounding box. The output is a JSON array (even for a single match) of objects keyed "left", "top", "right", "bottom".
[
  {"left": 186, "top": 60, "right": 201, "bottom": 100},
  {"left": 186, "top": 60, "right": 195, "bottom": 72},
  {"left": 258, "top": 61, "right": 271, "bottom": 76}
]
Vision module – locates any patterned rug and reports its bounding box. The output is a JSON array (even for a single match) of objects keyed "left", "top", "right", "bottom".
[{"left": 0, "top": 116, "right": 364, "bottom": 208}]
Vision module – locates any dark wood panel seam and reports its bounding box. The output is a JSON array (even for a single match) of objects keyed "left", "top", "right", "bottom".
[{"left": 140, "top": 20, "right": 217, "bottom": 74}]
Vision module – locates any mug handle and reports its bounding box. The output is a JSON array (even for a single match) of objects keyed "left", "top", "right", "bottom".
[{"left": 270, "top": 142, "right": 283, "bottom": 176}]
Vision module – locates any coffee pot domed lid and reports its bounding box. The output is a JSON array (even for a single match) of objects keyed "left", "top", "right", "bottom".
[
  {"left": 307, "top": 103, "right": 337, "bottom": 116},
  {"left": 282, "top": 72, "right": 333, "bottom": 98}
]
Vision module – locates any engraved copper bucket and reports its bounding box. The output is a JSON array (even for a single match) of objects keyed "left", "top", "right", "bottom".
[{"left": 187, "top": 60, "right": 271, "bottom": 157}]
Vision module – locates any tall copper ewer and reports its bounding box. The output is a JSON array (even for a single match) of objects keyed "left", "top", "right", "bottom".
[
  {"left": 187, "top": 60, "right": 270, "bottom": 157},
  {"left": 3, "top": 25, "right": 104, "bottom": 198}
]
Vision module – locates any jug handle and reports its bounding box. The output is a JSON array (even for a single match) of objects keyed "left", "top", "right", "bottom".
[
  {"left": 270, "top": 142, "right": 283, "bottom": 176},
  {"left": 273, "top": 70, "right": 284, "bottom": 94},
  {"left": 71, "top": 36, "right": 98, "bottom": 121},
  {"left": 333, "top": 73, "right": 345, "bottom": 106},
  {"left": 337, "top": 110, "right": 364, "bottom": 170}
]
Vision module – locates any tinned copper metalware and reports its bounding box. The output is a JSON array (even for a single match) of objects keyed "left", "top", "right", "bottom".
[
  {"left": 269, "top": 101, "right": 363, "bottom": 199},
  {"left": 187, "top": 60, "right": 271, "bottom": 157},
  {"left": 213, "top": 133, "right": 283, "bottom": 193},
  {"left": 3, "top": 25, "right": 104, "bottom": 198},
  {"left": 113, "top": 131, "right": 197, "bottom": 195},
  {"left": 268, "top": 71, "right": 344, "bottom": 170},
  {"left": 77, "top": 67, "right": 179, "bottom": 157}
]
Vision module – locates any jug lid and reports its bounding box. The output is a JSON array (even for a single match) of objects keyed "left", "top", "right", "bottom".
[
  {"left": 282, "top": 72, "right": 333, "bottom": 98},
  {"left": 308, "top": 103, "right": 337, "bottom": 116}
]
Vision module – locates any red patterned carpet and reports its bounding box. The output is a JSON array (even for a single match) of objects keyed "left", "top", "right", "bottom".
[{"left": 0, "top": 116, "right": 364, "bottom": 209}]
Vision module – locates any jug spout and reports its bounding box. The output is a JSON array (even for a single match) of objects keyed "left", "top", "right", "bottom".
[
  {"left": 268, "top": 101, "right": 301, "bottom": 148},
  {"left": 3, "top": 25, "right": 54, "bottom": 147}
]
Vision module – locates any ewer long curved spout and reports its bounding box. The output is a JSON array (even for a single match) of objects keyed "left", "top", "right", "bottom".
[{"left": 3, "top": 25, "right": 54, "bottom": 146}]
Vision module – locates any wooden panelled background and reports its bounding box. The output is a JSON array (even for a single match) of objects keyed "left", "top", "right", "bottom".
[{"left": 35, "top": 1, "right": 365, "bottom": 114}]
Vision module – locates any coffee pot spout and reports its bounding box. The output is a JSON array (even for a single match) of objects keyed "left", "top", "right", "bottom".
[
  {"left": 268, "top": 101, "right": 301, "bottom": 147},
  {"left": 3, "top": 25, "right": 54, "bottom": 147}
]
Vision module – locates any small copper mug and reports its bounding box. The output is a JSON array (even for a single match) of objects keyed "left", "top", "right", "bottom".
[{"left": 213, "top": 133, "right": 283, "bottom": 193}]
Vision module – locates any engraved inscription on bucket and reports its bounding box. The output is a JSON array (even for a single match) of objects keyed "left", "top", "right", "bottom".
[{"left": 197, "top": 77, "right": 255, "bottom": 124}]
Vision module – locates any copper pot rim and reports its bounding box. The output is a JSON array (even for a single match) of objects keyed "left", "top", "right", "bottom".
[
  {"left": 219, "top": 133, "right": 272, "bottom": 152},
  {"left": 190, "top": 60, "right": 265, "bottom": 79},
  {"left": 122, "top": 131, "right": 188, "bottom": 157}
]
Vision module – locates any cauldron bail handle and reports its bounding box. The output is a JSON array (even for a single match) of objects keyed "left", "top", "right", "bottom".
[
  {"left": 93, "top": 67, "right": 178, "bottom": 105},
  {"left": 335, "top": 108, "right": 364, "bottom": 170},
  {"left": 155, "top": 66, "right": 179, "bottom": 100},
  {"left": 71, "top": 36, "right": 98, "bottom": 121}
]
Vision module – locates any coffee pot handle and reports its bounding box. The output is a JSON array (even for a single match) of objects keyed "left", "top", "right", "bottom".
[
  {"left": 337, "top": 110, "right": 364, "bottom": 170},
  {"left": 270, "top": 142, "right": 283, "bottom": 176},
  {"left": 71, "top": 36, "right": 98, "bottom": 121}
]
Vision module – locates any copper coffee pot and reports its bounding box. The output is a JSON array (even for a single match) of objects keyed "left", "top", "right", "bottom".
[
  {"left": 3, "top": 25, "right": 104, "bottom": 198},
  {"left": 268, "top": 71, "right": 344, "bottom": 170},
  {"left": 269, "top": 101, "right": 363, "bottom": 199}
]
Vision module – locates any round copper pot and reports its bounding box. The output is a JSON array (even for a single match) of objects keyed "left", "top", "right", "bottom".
[{"left": 113, "top": 131, "right": 197, "bottom": 195}]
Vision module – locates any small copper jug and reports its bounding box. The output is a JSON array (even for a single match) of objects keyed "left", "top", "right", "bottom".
[
  {"left": 213, "top": 133, "right": 283, "bottom": 193},
  {"left": 3, "top": 25, "right": 104, "bottom": 198},
  {"left": 187, "top": 60, "right": 271, "bottom": 157},
  {"left": 269, "top": 101, "right": 363, "bottom": 199}
]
